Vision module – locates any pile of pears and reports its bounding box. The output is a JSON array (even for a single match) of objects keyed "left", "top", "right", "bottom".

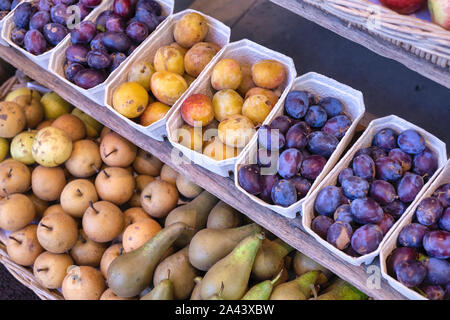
[{"left": 0, "top": 85, "right": 368, "bottom": 301}]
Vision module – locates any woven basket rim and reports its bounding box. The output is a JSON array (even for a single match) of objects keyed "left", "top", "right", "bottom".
[{"left": 305, "top": 0, "right": 450, "bottom": 68}]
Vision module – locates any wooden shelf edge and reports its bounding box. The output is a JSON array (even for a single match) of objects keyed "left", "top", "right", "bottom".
[
  {"left": 0, "top": 45, "right": 406, "bottom": 300},
  {"left": 270, "top": 0, "right": 450, "bottom": 89}
]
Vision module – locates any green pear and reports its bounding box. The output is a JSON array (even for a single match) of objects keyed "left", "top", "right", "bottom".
[
  {"left": 270, "top": 270, "right": 322, "bottom": 300},
  {"left": 252, "top": 238, "right": 294, "bottom": 281},
  {"left": 10, "top": 130, "right": 37, "bottom": 165},
  {"left": 314, "top": 280, "right": 368, "bottom": 300},
  {"left": 140, "top": 279, "right": 174, "bottom": 300},
  {"left": 200, "top": 232, "right": 264, "bottom": 300},
  {"left": 206, "top": 201, "right": 242, "bottom": 229},
  {"left": 41, "top": 92, "right": 72, "bottom": 120},
  {"left": 164, "top": 191, "right": 219, "bottom": 247},
  {"left": 190, "top": 277, "right": 203, "bottom": 300},
  {"left": 242, "top": 270, "right": 282, "bottom": 300},
  {"left": 107, "top": 222, "right": 189, "bottom": 298},
  {"left": 189, "top": 223, "right": 261, "bottom": 271}
]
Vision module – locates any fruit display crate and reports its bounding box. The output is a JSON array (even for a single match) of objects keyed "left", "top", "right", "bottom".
[
  {"left": 380, "top": 159, "right": 450, "bottom": 300},
  {"left": 0, "top": 43, "right": 410, "bottom": 300},
  {"left": 270, "top": 0, "right": 450, "bottom": 89}
]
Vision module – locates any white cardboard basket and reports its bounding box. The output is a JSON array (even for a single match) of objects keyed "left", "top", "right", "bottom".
[
  {"left": 302, "top": 115, "right": 448, "bottom": 266},
  {"left": 234, "top": 72, "right": 366, "bottom": 219},
  {"left": 0, "top": 2, "right": 22, "bottom": 46},
  {"left": 1, "top": 0, "right": 110, "bottom": 68},
  {"left": 379, "top": 159, "right": 450, "bottom": 300},
  {"left": 48, "top": 0, "right": 174, "bottom": 104},
  {"left": 104, "top": 9, "right": 231, "bottom": 141},
  {"left": 166, "top": 39, "right": 297, "bottom": 177}
]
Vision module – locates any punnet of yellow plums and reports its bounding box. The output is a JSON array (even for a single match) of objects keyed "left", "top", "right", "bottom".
[{"left": 111, "top": 12, "right": 222, "bottom": 126}]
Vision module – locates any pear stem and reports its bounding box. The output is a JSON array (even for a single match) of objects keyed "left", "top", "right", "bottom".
[
  {"left": 91, "top": 164, "right": 99, "bottom": 174},
  {"left": 104, "top": 149, "right": 117, "bottom": 158},
  {"left": 310, "top": 284, "right": 318, "bottom": 299},
  {"left": 40, "top": 223, "right": 53, "bottom": 231},
  {"left": 103, "top": 169, "right": 110, "bottom": 179},
  {"left": 7, "top": 168, "right": 12, "bottom": 178},
  {"left": 89, "top": 201, "right": 99, "bottom": 214},
  {"left": 3, "top": 188, "right": 9, "bottom": 200},
  {"left": 36, "top": 268, "right": 49, "bottom": 272},
  {"left": 76, "top": 188, "right": 83, "bottom": 197},
  {"left": 8, "top": 236, "right": 22, "bottom": 244}
]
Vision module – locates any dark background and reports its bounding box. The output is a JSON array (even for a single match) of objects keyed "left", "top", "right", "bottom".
[{"left": 1, "top": 0, "right": 448, "bottom": 300}]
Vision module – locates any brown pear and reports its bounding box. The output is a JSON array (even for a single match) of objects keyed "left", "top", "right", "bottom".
[
  {"left": 51, "top": 114, "right": 86, "bottom": 141},
  {"left": 27, "top": 193, "right": 48, "bottom": 219},
  {"left": 33, "top": 252, "right": 74, "bottom": 289},
  {"left": 7, "top": 224, "right": 44, "bottom": 266},
  {"left": 140, "top": 180, "right": 179, "bottom": 218},
  {"left": 82, "top": 201, "right": 124, "bottom": 243},
  {"left": 0, "top": 193, "right": 35, "bottom": 231},
  {"left": 62, "top": 265, "right": 106, "bottom": 300},
  {"left": 0, "top": 101, "right": 26, "bottom": 137},
  {"left": 43, "top": 204, "right": 67, "bottom": 217},
  {"left": 32, "top": 166, "right": 66, "bottom": 201},
  {"left": 60, "top": 179, "right": 98, "bottom": 218},
  {"left": 133, "top": 149, "right": 163, "bottom": 176},
  {"left": 37, "top": 211, "right": 78, "bottom": 253},
  {"left": 95, "top": 167, "right": 135, "bottom": 205},
  {"left": 100, "top": 132, "right": 137, "bottom": 167},
  {"left": 12, "top": 92, "right": 45, "bottom": 129},
  {"left": 65, "top": 139, "right": 102, "bottom": 178},
  {"left": 160, "top": 164, "right": 178, "bottom": 185},
  {"left": 70, "top": 229, "right": 107, "bottom": 267},
  {"left": 0, "top": 159, "right": 31, "bottom": 197}
]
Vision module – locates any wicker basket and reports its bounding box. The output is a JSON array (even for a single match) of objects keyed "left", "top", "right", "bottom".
[
  {"left": 0, "top": 239, "right": 63, "bottom": 300},
  {"left": 304, "top": 0, "right": 450, "bottom": 69}
]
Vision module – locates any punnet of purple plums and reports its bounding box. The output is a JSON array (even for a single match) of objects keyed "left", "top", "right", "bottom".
[
  {"left": 238, "top": 90, "right": 352, "bottom": 208},
  {"left": 0, "top": 0, "right": 20, "bottom": 20},
  {"left": 10, "top": 0, "right": 102, "bottom": 55},
  {"left": 63, "top": 0, "right": 165, "bottom": 89},
  {"left": 386, "top": 182, "right": 449, "bottom": 300},
  {"left": 311, "top": 127, "right": 439, "bottom": 260}
]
